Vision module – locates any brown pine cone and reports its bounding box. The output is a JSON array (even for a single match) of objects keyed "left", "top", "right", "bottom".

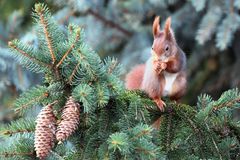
[
  {"left": 34, "top": 102, "right": 57, "bottom": 160},
  {"left": 56, "top": 96, "right": 80, "bottom": 142}
]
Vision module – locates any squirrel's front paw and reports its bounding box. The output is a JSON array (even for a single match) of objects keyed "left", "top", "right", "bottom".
[
  {"left": 153, "top": 61, "right": 167, "bottom": 74},
  {"left": 159, "top": 62, "right": 167, "bottom": 70}
]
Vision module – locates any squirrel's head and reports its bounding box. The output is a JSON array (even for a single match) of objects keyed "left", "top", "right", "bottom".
[{"left": 151, "top": 16, "right": 177, "bottom": 61}]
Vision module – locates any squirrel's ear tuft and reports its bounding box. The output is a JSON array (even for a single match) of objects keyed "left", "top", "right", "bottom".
[
  {"left": 152, "top": 16, "right": 160, "bottom": 38},
  {"left": 164, "top": 17, "right": 174, "bottom": 41}
]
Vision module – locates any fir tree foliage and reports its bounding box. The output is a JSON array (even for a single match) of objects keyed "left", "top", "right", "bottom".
[
  {"left": 13, "top": 85, "right": 48, "bottom": 115},
  {"left": 216, "top": 13, "right": 240, "bottom": 50},
  {"left": 195, "top": 6, "right": 222, "bottom": 45},
  {"left": 235, "top": 0, "right": 240, "bottom": 9},
  {"left": 189, "top": 0, "right": 206, "bottom": 12},
  {"left": 0, "top": 117, "right": 35, "bottom": 136},
  {"left": 0, "top": 10, "right": 42, "bottom": 115},
  {"left": 0, "top": 133, "right": 35, "bottom": 160},
  {"left": 0, "top": 3, "right": 240, "bottom": 160},
  {"left": 191, "top": 0, "right": 240, "bottom": 50}
]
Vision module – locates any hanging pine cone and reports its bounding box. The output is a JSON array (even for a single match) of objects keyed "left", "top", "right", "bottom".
[
  {"left": 34, "top": 102, "right": 57, "bottom": 160},
  {"left": 56, "top": 96, "right": 80, "bottom": 142}
]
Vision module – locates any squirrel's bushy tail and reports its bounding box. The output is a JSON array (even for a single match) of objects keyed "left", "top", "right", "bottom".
[{"left": 125, "top": 64, "right": 145, "bottom": 90}]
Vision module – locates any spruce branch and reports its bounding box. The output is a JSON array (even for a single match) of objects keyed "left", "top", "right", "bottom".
[
  {"left": 108, "top": 132, "right": 130, "bottom": 154},
  {"left": 216, "top": 13, "right": 240, "bottom": 50},
  {"left": 104, "top": 57, "right": 124, "bottom": 77},
  {"left": 166, "top": 113, "right": 173, "bottom": 152},
  {"left": 196, "top": 7, "right": 222, "bottom": 45},
  {"left": 8, "top": 41, "right": 51, "bottom": 69},
  {"left": 15, "top": 92, "right": 48, "bottom": 113},
  {"left": 0, "top": 134, "right": 35, "bottom": 159},
  {"left": 230, "top": 0, "right": 234, "bottom": 15},
  {"left": 107, "top": 60, "right": 117, "bottom": 74},
  {"left": 73, "top": 84, "right": 96, "bottom": 113},
  {"left": 171, "top": 103, "right": 207, "bottom": 157},
  {"left": 35, "top": 3, "right": 56, "bottom": 65},
  {"left": 189, "top": 0, "right": 207, "bottom": 12},
  {"left": 234, "top": 0, "right": 240, "bottom": 9},
  {"left": 175, "top": 107, "right": 205, "bottom": 151},
  {"left": 95, "top": 83, "right": 110, "bottom": 107},
  {"left": 56, "top": 27, "right": 81, "bottom": 68},
  {"left": 135, "top": 138, "right": 159, "bottom": 159},
  {"left": 205, "top": 122, "right": 223, "bottom": 160},
  {"left": 228, "top": 121, "right": 240, "bottom": 143},
  {"left": 196, "top": 88, "right": 240, "bottom": 121},
  {"left": 130, "top": 125, "right": 152, "bottom": 141},
  {"left": 213, "top": 97, "right": 240, "bottom": 111},
  {"left": 108, "top": 124, "right": 157, "bottom": 158},
  {"left": 86, "top": 9, "right": 133, "bottom": 37},
  {"left": 71, "top": 45, "right": 105, "bottom": 83},
  {"left": 49, "top": 151, "right": 65, "bottom": 160},
  {"left": 135, "top": 147, "right": 156, "bottom": 156},
  {"left": 158, "top": 113, "right": 175, "bottom": 153},
  {"left": 3, "top": 129, "right": 34, "bottom": 136},
  {"left": 0, "top": 152, "right": 34, "bottom": 157},
  {"left": 68, "top": 61, "right": 81, "bottom": 84},
  {"left": 13, "top": 86, "right": 49, "bottom": 115},
  {"left": 1, "top": 117, "right": 35, "bottom": 136}
]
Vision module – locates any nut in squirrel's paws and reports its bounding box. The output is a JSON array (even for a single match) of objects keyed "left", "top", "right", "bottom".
[
  {"left": 158, "top": 62, "right": 167, "bottom": 70},
  {"left": 154, "top": 98, "right": 166, "bottom": 111},
  {"left": 153, "top": 61, "right": 167, "bottom": 74}
]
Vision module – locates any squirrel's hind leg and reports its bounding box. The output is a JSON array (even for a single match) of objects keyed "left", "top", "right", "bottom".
[
  {"left": 154, "top": 98, "right": 166, "bottom": 111},
  {"left": 170, "top": 72, "right": 187, "bottom": 101}
]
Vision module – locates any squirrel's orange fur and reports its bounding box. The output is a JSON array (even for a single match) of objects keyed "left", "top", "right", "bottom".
[
  {"left": 125, "top": 16, "right": 187, "bottom": 111},
  {"left": 125, "top": 64, "right": 145, "bottom": 90}
]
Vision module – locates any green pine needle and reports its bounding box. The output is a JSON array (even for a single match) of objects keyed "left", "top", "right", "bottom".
[
  {"left": 13, "top": 85, "right": 48, "bottom": 115},
  {"left": 108, "top": 132, "right": 130, "bottom": 154},
  {"left": 1, "top": 117, "right": 35, "bottom": 136},
  {"left": 73, "top": 84, "right": 96, "bottom": 113}
]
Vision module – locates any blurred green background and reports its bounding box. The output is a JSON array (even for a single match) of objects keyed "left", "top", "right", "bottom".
[{"left": 0, "top": 0, "right": 240, "bottom": 123}]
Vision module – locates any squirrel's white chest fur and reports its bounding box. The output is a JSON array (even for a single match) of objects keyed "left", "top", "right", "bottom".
[
  {"left": 162, "top": 71, "right": 178, "bottom": 96},
  {"left": 141, "top": 57, "right": 178, "bottom": 97}
]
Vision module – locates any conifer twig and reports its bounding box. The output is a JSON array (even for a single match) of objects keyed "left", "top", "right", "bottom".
[
  {"left": 56, "top": 28, "right": 81, "bottom": 68},
  {"left": 130, "top": 129, "right": 151, "bottom": 141},
  {"left": 50, "top": 151, "right": 65, "bottom": 160},
  {"left": 36, "top": 7, "right": 56, "bottom": 65},
  {"left": 86, "top": 9, "right": 133, "bottom": 37},
  {"left": 35, "top": 3, "right": 62, "bottom": 79},
  {"left": 3, "top": 129, "right": 34, "bottom": 136},
  {"left": 107, "top": 60, "right": 117, "bottom": 74},
  {"left": 213, "top": 97, "right": 240, "bottom": 111},
  {"left": 166, "top": 113, "right": 173, "bottom": 151},
  {"left": 135, "top": 147, "right": 156, "bottom": 156},
  {"left": 175, "top": 106, "right": 206, "bottom": 157},
  {"left": 228, "top": 122, "right": 240, "bottom": 144},
  {"left": 205, "top": 123, "right": 223, "bottom": 160},
  {"left": 184, "top": 116, "right": 206, "bottom": 158},
  {"left": 15, "top": 92, "right": 49, "bottom": 113},
  {"left": 230, "top": 0, "right": 234, "bottom": 16},
  {"left": 68, "top": 61, "right": 81, "bottom": 84},
  {"left": 0, "top": 152, "right": 34, "bottom": 157},
  {"left": 8, "top": 42, "right": 51, "bottom": 68}
]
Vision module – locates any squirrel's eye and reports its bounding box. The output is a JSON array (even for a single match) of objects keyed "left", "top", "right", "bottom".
[{"left": 165, "top": 45, "right": 169, "bottom": 51}]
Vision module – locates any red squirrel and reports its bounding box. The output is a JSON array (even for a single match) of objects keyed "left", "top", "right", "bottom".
[{"left": 125, "top": 16, "right": 187, "bottom": 111}]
